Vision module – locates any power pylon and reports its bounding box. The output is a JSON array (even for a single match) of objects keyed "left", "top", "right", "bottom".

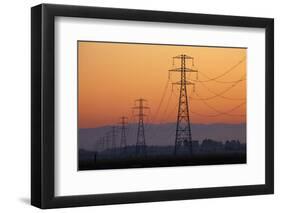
[
  {"left": 169, "top": 54, "right": 198, "bottom": 155},
  {"left": 133, "top": 98, "right": 149, "bottom": 155},
  {"left": 119, "top": 116, "right": 128, "bottom": 152}
]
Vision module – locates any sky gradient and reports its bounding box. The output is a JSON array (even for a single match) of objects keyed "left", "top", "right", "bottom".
[{"left": 78, "top": 41, "right": 246, "bottom": 128}]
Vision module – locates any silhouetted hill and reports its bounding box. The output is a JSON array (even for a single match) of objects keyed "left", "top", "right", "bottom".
[{"left": 79, "top": 123, "right": 246, "bottom": 151}]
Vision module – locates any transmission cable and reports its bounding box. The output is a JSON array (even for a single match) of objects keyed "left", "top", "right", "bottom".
[
  {"left": 190, "top": 97, "right": 246, "bottom": 117},
  {"left": 192, "top": 57, "right": 246, "bottom": 83},
  {"left": 150, "top": 78, "right": 170, "bottom": 123},
  {"left": 190, "top": 75, "right": 246, "bottom": 101}
]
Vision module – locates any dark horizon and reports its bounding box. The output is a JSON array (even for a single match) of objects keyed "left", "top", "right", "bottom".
[{"left": 79, "top": 139, "right": 246, "bottom": 171}]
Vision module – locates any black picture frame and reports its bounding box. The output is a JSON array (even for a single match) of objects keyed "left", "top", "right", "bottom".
[{"left": 31, "top": 3, "right": 274, "bottom": 209}]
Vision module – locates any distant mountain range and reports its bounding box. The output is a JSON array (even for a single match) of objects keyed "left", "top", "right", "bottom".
[{"left": 79, "top": 123, "right": 246, "bottom": 151}]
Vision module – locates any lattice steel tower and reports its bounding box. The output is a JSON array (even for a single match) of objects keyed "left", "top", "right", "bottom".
[
  {"left": 169, "top": 54, "right": 198, "bottom": 155},
  {"left": 119, "top": 116, "right": 128, "bottom": 152},
  {"left": 133, "top": 98, "right": 149, "bottom": 155}
]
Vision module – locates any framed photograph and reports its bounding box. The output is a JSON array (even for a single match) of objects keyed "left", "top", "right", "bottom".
[{"left": 31, "top": 4, "right": 274, "bottom": 209}]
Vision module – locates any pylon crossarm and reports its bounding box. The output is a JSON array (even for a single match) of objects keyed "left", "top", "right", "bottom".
[
  {"left": 169, "top": 68, "right": 198, "bottom": 72},
  {"left": 172, "top": 81, "right": 195, "bottom": 86},
  {"left": 132, "top": 113, "right": 147, "bottom": 117},
  {"left": 173, "top": 55, "right": 193, "bottom": 60},
  {"left": 134, "top": 98, "right": 147, "bottom": 103},
  {"left": 132, "top": 106, "right": 150, "bottom": 109},
  {"left": 186, "top": 68, "right": 198, "bottom": 72}
]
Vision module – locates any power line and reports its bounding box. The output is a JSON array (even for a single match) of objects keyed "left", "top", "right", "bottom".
[
  {"left": 190, "top": 76, "right": 246, "bottom": 101},
  {"left": 145, "top": 84, "right": 175, "bottom": 138},
  {"left": 146, "top": 91, "right": 177, "bottom": 141},
  {"left": 197, "top": 72, "right": 246, "bottom": 84},
  {"left": 150, "top": 79, "right": 170, "bottom": 122},
  {"left": 161, "top": 85, "right": 174, "bottom": 121},
  {"left": 162, "top": 93, "right": 178, "bottom": 122},
  {"left": 190, "top": 98, "right": 246, "bottom": 117},
  {"left": 192, "top": 57, "right": 246, "bottom": 83},
  {"left": 166, "top": 83, "right": 246, "bottom": 117}
]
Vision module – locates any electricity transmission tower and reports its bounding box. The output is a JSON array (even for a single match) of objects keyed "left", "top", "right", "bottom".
[
  {"left": 119, "top": 116, "right": 128, "bottom": 152},
  {"left": 169, "top": 54, "right": 198, "bottom": 155},
  {"left": 133, "top": 98, "right": 149, "bottom": 155}
]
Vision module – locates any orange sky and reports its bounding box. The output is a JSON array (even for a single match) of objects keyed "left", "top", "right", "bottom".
[{"left": 78, "top": 41, "right": 246, "bottom": 128}]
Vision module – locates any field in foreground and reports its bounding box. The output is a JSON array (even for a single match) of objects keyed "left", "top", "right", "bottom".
[{"left": 79, "top": 152, "right": 246, "bottom": 170}]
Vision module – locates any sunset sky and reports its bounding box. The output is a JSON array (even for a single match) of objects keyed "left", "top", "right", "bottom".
[{"left": 78, "top": 41, "right": 246, "bottom": 128}]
